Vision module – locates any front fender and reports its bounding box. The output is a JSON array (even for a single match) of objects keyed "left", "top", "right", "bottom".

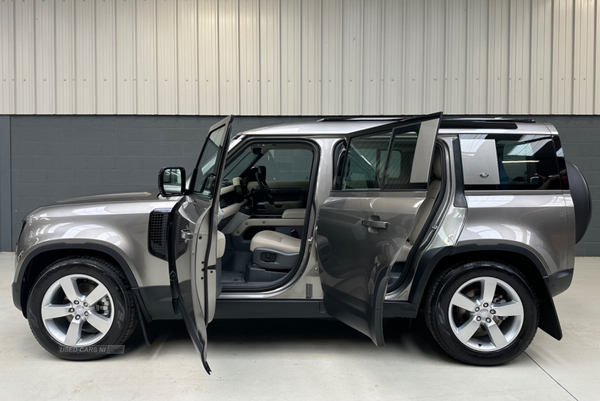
[{"left": 12, "top": 240, "right": 141, "bottom": 314}]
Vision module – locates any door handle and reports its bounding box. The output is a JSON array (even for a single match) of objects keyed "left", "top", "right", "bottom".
[
  {"left": 180, "top": 229, "right": 194, "bottom": 242},
  {"left": 362, "top": 219, "right": 389, "bottom": 230}
]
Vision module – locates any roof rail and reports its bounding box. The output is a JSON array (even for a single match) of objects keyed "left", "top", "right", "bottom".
[{"left": 317, "top": 116, "right": 536, "bottom": 130}]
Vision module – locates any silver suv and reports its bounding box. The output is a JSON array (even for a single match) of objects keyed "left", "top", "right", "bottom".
[{"left": 12, "top": 114, "right": 591, "bottom": 371}]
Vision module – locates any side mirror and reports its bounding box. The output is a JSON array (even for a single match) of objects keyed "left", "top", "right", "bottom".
[{"left": 158, "top": 167, "right": 186, "bottom": 197}]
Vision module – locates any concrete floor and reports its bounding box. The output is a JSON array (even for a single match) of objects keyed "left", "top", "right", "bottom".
[{"left": 0, "top": 253, "right": 598, "bottom": 401}]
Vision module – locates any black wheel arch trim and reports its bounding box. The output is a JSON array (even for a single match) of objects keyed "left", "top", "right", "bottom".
[
  {"left": 408, "top": 243, "right": 563, "bottom": 340},
  {"left": 13, "top": 242, "right": 145, "bottom": 318}
]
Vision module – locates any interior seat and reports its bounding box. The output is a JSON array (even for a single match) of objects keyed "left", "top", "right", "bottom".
[
  {"left": 397, "top": 150, "right": 442, "bottom": 262},
  {"left": 249, "top": 230, "right": 301, "bottom": 273},
  {"left": 250, "top": 230, "right": 301, "bottom": 254},
  {"left": 217, "top": 231, "right": 226, "bottom": 258},
  {"left": 281, "top": 208, "right": 306, "bottom": 219}
]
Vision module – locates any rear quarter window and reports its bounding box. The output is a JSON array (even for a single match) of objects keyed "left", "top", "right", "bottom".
[{"left": 460, "top": 134, "right": 564, "bottom": 190}]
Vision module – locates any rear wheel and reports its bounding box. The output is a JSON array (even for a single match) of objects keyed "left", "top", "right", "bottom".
[
  {"left": 425, "top": 260, "right": 538, "bottom": 365},
  {"left": 27, "top": 256, "right": 138, "bottom": 360}
]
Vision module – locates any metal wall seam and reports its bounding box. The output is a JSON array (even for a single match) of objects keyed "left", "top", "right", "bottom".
[
  {"left": 96, "top": 0, "right": 116, "bottom": 114},
  {"left": 239, "top": 0, "right": 260, "bottom": 115},
  {"left": 198, "top": 0, "right": 219, "bottom": 115},
  {"left": 321, "top": 0, "right": 342, "bottom": 115},
  {"left": 382, "top": 0, "right": 403, "bottom": 115},
  {"left": 530, "top": 0, "right": 553, "bottom": 114},
  {"left": 573, "top": 0, "right": 595, "bottom": 114},
  {"left": 136, "top": 0, "right": 157, "bottom": 114},
  {"left": 552, "top": 0, "right": 574, "bottom": 114},
  {"left": 116, "top": 0, "right": 136, "bottom": 114},
  {"left": 465, "top": 0, "right": 488, "bottom": 114},
  {"left": 508, "top": 0, "right": 532, "bottom": 114},
  {"left": 218, "top": 0, "right": 240, "bottom": 114},
  {"left": 15, "top": 0, "right": 35, "bottom": 114},
  {"left": 1, "top": 0, "right": 16, "bottom": 114},
  {"left": 157, "top": 0, "right": 178, "bottom": 114},
  {"left": 178, "top": 0, "right": 199, "bottom": 115},
  {"left": 361, "top": 0, "right": 382, "bottom": 115},
  {"left": 423, "top": 0, "right": 445, "bottom": 114},
  {"left": 487, "top": 0, "right": 509, "bottom": 114},
  {"left": 403, "top": 0, "right": 426, "bottom": 114},
  {"left": 280, "top": 0, "right": 301, "bottom": 115},
  {"left": 444, "top": 0, "right": 468, "bottom": 114},
  {"left": 35, "top": 0, "right": 55, "bottom": 114},
  {"left": 75, "top": 0, "right": 96, "bottom": 114},
  {"left": 259, "top": 0, "right": 280, "bottom": 115},
  {"left": 341, "top": 0, "right": 362, "bottom": 115},
  {"left": 301, "top": 0, "right": 322, "bottom": 115}
]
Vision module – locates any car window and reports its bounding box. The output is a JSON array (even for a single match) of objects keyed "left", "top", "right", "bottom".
[
  {"left": 460, "top": 134, "right": 562, "bottom": 190},
  {"left": 340, "top": 126, "right": 422, "bottom": 191},
  {"left": 255, "top": 148, "right": 313, "bottom": 181},
  {"left": 342, "top": 131, "right": 392, "bottom": 190},
  {"left": 193, "top": 126, "right": 226, "bottom": 196}
]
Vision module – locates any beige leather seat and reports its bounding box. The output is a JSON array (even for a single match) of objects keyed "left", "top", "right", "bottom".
[
  {"left": 398, "top": 151, "right": 442, "bottom": 262},
  {"left": 281, "top": 208, "right": 306, "bottom": 219},
  {"left": 250, "top": 230, "right": 301, "bottom": 254},
  {"left": 217, "top": 231, "right": 226, "bottom": 258}
]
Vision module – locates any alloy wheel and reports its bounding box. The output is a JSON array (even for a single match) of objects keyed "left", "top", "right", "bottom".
[
  {"left": 40, "top": 274, "right": 114, "bottom": 347},
  {"left": 448, "top": 276, "right": 524, "bottom": 351}
]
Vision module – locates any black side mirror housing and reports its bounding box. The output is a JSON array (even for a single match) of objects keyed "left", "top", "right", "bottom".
[{"left": 158, "top": 167, "right": 186, "bottom": 197}]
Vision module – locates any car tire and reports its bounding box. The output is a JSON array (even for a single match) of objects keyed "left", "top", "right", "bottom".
[
  {"left": 425, "top": 260, "right": 538, "bottom": 366},
  {"left": 26, "top": 256, "right": 138, "bottom": 361}
]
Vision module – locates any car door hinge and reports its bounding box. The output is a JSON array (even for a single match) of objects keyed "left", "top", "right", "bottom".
[{"left": 180, "top": 229, "right": 194, "bottom": 242}]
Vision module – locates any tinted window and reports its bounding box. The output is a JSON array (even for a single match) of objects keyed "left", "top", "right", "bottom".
[
  {"left": 460, "top": 134, "right": 562, "bottom": 190},
  {"left": 342, "top": 131, "right": 392, "bottom": 190},
  {"left": 382, "top": 135, "right": 419, "bottom": 190},
  {"left": 340, "top": 125, "right": 423, "bottom": 191}
]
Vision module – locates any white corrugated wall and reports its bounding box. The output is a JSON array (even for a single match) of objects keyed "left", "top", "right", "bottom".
[{"left": 0, "top": 0, "right": 598, "bottom": 115}]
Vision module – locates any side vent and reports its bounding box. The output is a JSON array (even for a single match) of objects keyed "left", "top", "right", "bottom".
[
  {"left": 148, "top": 208, "right": 190, "bottom": 261},
  {"left": 149, "top": 209, "right": 170, "bottom": 260}
]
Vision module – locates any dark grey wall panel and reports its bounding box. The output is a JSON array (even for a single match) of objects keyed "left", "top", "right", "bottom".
[
  {"left": 541, "top": 116, "right": 600, "bottom": 257},
  {"left": 7, "top": 115, "right": 599, "bottom": 256},
  {"left": 0, "top": 116, "right": 11, "bottom": 252}
]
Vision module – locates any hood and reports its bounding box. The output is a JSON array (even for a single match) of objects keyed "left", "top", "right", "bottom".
[{"left": 55, "top": 189, "right": 161, "bottom": 205}]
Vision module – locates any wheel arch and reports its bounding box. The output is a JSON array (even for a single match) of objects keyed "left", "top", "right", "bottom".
[
  {"left": 409, "top": 244, "right": 563, "bottom": 340},
  {"left": 15, "top": 243, "right": 141, "bottom": 319}
]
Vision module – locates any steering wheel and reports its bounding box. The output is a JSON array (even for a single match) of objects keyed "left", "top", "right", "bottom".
[{"left": 254, "top": 167, "right": 275, "bottom": 205}]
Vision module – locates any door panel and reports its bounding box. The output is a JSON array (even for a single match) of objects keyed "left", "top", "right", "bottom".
[
  {"left": 316, "top": 112, "right": 442, "bottom": 346},
  {"left": 167, "top": 116, "right": 233, "bottom": 374}
]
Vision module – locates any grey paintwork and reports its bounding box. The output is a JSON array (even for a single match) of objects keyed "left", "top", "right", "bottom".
[{"left": 12, "top": 120, "right": 575, "bottom": 321}]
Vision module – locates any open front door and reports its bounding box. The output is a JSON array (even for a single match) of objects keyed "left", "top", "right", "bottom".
[
  {"left": 315, "top": 112, "right": 442, "bottom": 346},
  {"left": 167, "top": 116, "right": 234, "bottom": 373}
]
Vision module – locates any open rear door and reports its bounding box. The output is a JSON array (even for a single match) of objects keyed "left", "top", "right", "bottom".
[
  {"left": 315, "top": 112, "right": 442, "bottom": 346},
  {"left": 167, "top": 116, "right": 234, "bottom": 373}
]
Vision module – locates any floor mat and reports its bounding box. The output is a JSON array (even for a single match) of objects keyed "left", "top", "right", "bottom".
[{"left": 221, "top": 271, "right": 245, "bottom": 283}]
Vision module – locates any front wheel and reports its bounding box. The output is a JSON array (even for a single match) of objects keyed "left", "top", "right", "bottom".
[
  {"left": 26, "top": 256, "right": 138, "bottom": 360},
  {"left": 425, "top": 260, "right": 538, "bottom": 365}
]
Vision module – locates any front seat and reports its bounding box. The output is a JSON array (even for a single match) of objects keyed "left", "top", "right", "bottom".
[
  {"left": 250, "top": 231, "right": 301, "bottom": 270},
  {"left": 397, "top": 150, "right": 442, "bottom": 262}
]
